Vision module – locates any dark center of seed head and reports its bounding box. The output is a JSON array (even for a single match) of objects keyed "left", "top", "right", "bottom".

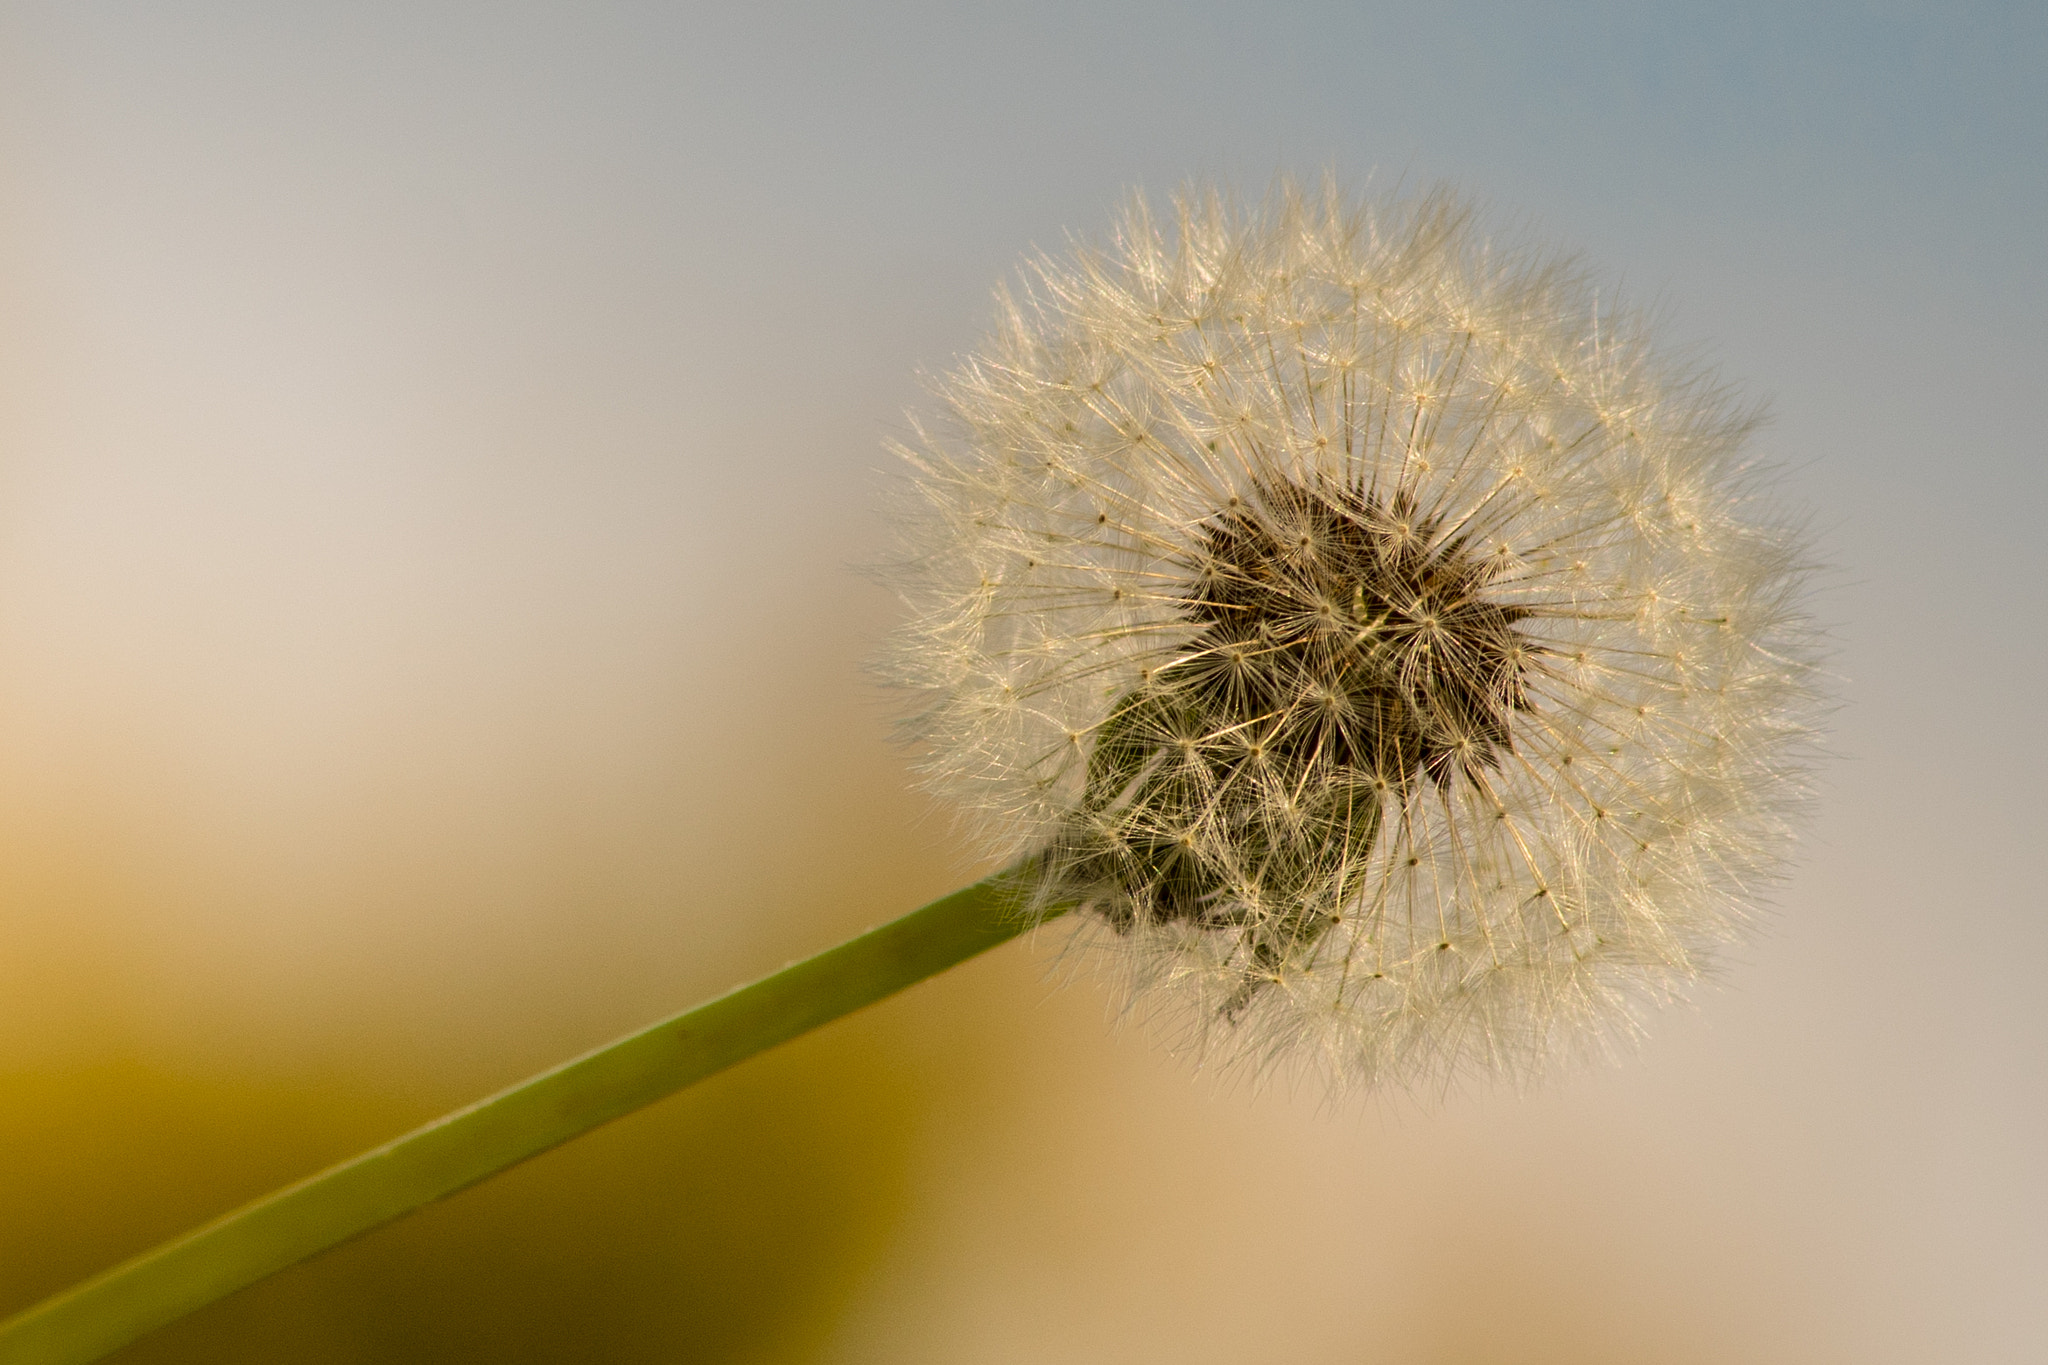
[
  {"left": 1178, "top": 477, "right": 1532, "bottom": 790},
  {"left": 1063, "top": 475, "right": 1534, "bottom": 948}
]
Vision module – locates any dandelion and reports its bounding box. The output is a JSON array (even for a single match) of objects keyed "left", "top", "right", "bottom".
[
  {"left": 885, "top": 180, "right": 1820, "bottom": 1090},
  {"left": 3, "top": 179, "right": 1823, "bottom": 1363}
]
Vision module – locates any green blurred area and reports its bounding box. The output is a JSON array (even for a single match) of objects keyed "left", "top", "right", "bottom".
[{"left": 3, "top": 1017, "right": 927, "bottom": 1364}]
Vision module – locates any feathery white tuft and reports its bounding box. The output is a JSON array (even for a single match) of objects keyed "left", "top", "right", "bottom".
[{"left": 882, "top": 181, "right": 1821, "bottom": 1094}]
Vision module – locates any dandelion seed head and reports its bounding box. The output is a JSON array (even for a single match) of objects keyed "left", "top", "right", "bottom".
[{"left": 881, "top": 180, "right": 1822, "bottom": 1095}]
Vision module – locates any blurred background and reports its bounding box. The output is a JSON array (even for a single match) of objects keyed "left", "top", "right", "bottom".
[{"left": 1, "top": 3, "right": 2043, "bottom": 1361}]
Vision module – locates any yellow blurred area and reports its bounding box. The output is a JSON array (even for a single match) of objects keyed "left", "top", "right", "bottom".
[
  {"left": 0, "top": 581, "right": 990, "bottom": 1362},
  {"left": 1, "top": 1037, "right": 918, "bottom": 1364}
]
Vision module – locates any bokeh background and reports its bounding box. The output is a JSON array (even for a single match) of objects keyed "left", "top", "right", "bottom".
[{"left": 2, "top": 3, "right": 2043, "bottom": 1361}]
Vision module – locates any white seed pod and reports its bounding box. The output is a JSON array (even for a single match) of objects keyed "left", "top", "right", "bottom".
[{"left": 882, "top": 181, "right": 1821, "bottom": 1094}]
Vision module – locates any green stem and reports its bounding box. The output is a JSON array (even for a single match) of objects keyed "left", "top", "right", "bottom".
[{"left": 0, "top": 869, "right": 1055, "bottom": 1365}]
